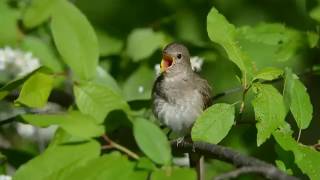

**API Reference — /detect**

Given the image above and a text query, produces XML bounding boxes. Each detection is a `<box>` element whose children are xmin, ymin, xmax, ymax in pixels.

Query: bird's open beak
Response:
<box><xmin>160</xmin><ymin>54</ymin><xmax>175</xmax><ymax>72</ymax></box>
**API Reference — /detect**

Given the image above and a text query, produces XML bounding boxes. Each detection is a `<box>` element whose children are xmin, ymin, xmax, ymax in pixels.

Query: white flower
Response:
<box><xmin>154</xmin><ymin>64</ymin><xmax>161</xmax><ymax>76</ymax></box>
<box><xmin>0</xmin><ymin>175</ymin><xmax>12</xmax><ymax>180</ymax></box>
<box><xmin>190</xmin><ymin>56</ymin><xmax>204</xmax><ymax>72</ymax></box>
<box><xmin>0</xmin><ymin>46</ymin><xmax>40</xmax><ymax>78</ymax></box>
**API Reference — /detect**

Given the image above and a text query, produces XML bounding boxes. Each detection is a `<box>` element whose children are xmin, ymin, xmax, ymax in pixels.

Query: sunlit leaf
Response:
<box><xmin>191</xmin><ymin>103</ymin><xmax>235</xmax><ymax>144</ymax></box>
<box><xmin>51</xmin><ymin>0</ymin><xmax>98</xmax><ymax>80</ymax></box>
<box><xmin>207</xmin><ymin>7</ymin><xmax>253</xmax><ymax>75</ymax></box>
<box><xmin>16</xmin><ymin>71</ymin><xmax>54</xmax><ymax>108</ymax></box>
<box><xmin>58</xmin><ymin>152</ymin><xmax>136</xmax><ymax>180</ymax></box>
<box><xmin>0</xmin><ymin>67</ymin><xmax>44</xmax><ymax>100</ymax></box>
<box><xmin>21</xmin><ymin>36</ymin><xmax>63</xmax><ymax>72</ymax></box>
<box><xmin>151</xmin><ymin>167</ymin><xmax>196</xmax><ymax>180</ymax></box>
<box><xmin>252</xmin><ymin>84</ymin><xmax>286</xmax><ymax>146</ymax></box>
<box><xmin>126</xmin><ymin>28</ymin><xmax>165</xmax><ymax>61</ymax></box>
<box><xmin>273</xmin><ymin>131</ymin><xmax>320</xmax><ymax>180</ymax></box>
<box><xmin>0</xmin><ymin>2</ymin><xmax>20</xmax><ymax>46</ymax></box>
<box><xmin>96</xmin><ymin>30</ymin><xmax>123</xmax><ymax>56</ymax></box>
<box><xmin>252</xmin><ymin>67</ymin><xmax>283</xmax><ymax>81</ymax></box>
<box><xmin>14</xmin><ymin>140</ymin><xmax>100</xmax><ymax>180</ymax></box>
<box><xmin>23</xmin><ymin>0</ymin><xmax>59</xmax><ymax>28</ymax></box>
<box><xmin>310</xmin><ymin>6</ymin><xmax>320</xmax><ymax>23</ymax></box>
<box><xmin>74</xmin><ymin>82</ymin><xmax>130</xmax><ymax>123</ymax></box>
<box><xmin>283</xmin><ymin>68</ymin><xmax>313</xmax><ymax>129</ymax></box>
<box><xmin>133</xmin><ymin>118</ymin><xmax>171</xmax><ymax>165</ymax></box>
<box><xmin>123</xmin><ymin>66</ymin><xmax>154</xmax><ymax>101</ymax></box>
<box><xmin>21</xmin><ymin>111</ymin><xmax>104</xmax><ymax>138</ymax></box>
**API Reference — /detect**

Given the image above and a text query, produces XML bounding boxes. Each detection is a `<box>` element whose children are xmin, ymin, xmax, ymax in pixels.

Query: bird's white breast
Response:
<box><xmin>155</xmin><ymin>89</ymin><xmax>203</xmax><ymax>135</ymax></box>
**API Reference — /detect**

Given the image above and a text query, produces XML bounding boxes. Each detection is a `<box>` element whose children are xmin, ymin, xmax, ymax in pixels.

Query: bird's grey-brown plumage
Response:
<box><xmin>152</xmin><ymin>43</ymin><xmax>212</xmax><ymax>136</ymax></box>
<box><xmin>152</xmin><ymin>43</ymin><xmax>212</xmax><ymax>180</ymax></box>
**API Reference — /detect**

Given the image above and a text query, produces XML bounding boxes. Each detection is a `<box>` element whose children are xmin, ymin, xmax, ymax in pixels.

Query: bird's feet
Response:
<box><xmin>176</xmin><ymin>137</ymin><xmax>185</xmax><ymax>147</ymax></box>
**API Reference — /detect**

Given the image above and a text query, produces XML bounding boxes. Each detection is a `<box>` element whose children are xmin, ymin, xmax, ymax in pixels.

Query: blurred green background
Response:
<box><xmin>1</xmin><ymin>0</ymin><xmax>320</xmax><ymax>179</ymax></box>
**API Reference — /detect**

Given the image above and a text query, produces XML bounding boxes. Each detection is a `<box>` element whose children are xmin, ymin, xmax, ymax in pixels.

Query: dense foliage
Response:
<box><xmin>1</xmin><ymin>0</ymin><xmax>320</xmax><ymax>179</ymax></box>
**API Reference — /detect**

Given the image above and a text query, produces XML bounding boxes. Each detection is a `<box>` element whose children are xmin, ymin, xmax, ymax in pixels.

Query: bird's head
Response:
<box><xmin>160</xmin><ymin>43</ymin><xmax>192</xmax><ymax>75</ymax></box>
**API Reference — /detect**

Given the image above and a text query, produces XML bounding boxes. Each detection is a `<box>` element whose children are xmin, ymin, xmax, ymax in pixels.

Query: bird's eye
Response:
<box><xmin>177</xmin><ymin>53</ymin><xmax>182</xmax><ymax>59</ymax></box>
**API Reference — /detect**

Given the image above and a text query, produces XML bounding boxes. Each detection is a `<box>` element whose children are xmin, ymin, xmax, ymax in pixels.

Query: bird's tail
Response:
<box><xmin>189</xmin><ymin>153</ymin><xmax>204</xmax><ymax>180</ymax></box>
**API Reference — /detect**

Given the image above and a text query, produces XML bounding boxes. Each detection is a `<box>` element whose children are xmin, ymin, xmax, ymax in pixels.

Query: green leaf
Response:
<box><xmin>273</xmin><ymin>131</ymin><xmax>320</xmax><ymax>180</ymax></box>
<box><xmin>306</xmin><ymin>31</ymin><xmax>319</xmax><ymax>48</ymax></box>
<box><xmin>252</xmin><ymin>67</ymin><xmax>283</xmax><ymax>81</ymax></box>
<box><xmin>21</xmin><ymin>111</ymin><xmax>104</xmax><ymax>138</ymax></box>
<box><xmin>283</xmin><ymin>68</ymin><xmax>313</xmax><ymax>129</ymax></box>
<box><xmin>151</xmin><ymin>167</ymin><xmax>196</xmax><ymax>180</ymax></box>
<box><xmin>95</xmin><ymin>66</ymin><xmax>122</xmax><ymax>94</ymax></box>
<box><xmin>191</xmin><ymin>103</ymin><xmax>235</xmax><ymax>144</ymax></box>
<box><xmin>96</xmin><ymin>30</ymin><xmax>123</xmax><ymax>56</ymax></box>
<box><xmin>58</xmin><ymin>152</ymin><xmax>136</xmax><ymax>180</ymax></box>
<box><xmin>0</xmin><ymin>2</ymin><xmax>20</xmax><ymax>46</ymax></box>
<box><xmin>310</xmin><ymin>6</ymin><xmax>320</xmax><ymax>23</ymax></box>
<box><xmin>207</xmin><ymin>7</ymin><xmax>253</xmax><ymax>74</ymax></box>
<box><xmin>252</xmin><ymin>84</ymin><xmax>286</xmax><ymax>146</ymax></box>
<box><xmin>14</xmin><ymin>140</ymin><xmax>100</xmax><ymax>180</ymax></box>
<box><xmin>133</xmin><ymin>118</ymin><xmax>171</xmax><ymax>165</ymax></box>
<box><xmin>15</xmin><ymin>71</ymin><xmax>54</xmax><ymax>108</ymax></box>
<box><xmin>275</xmin><ymin>160</ymin><xmax>293</xmax><ymax>175</ymax></box>
<box><xmin>74</xmin><ymin>82</ymin><xmax>130</xmax><ymax>123</ymax></box>
<box><xmin>22</xmin><ymin>0</ymin><xmax>59</xmax><ymax>28</ymax></box>
<box><xmin>126</xmin><ymin>28</ymin><xmax>165</xmax><ymax>61</ymax></box>
<box><xmin>237</xmin><ymin>23</ymin><xmax>303</xmax><ymax>62</ymax></box>
<box><xmin>0</xmin><ymin>67</ymin><xmax>44</xmax><ymax>100</ymax></box>
<box><xmin>123</xmin><ymin>66</ymin><xmax>155</xmax><ymax>101</ymax></box>
<box><xmin>51</xmin><ymin>0</ymin><xmax>98</xmax><ymax>80</ymax></box>
<box><xmin>20</xmin><ymin>36</ymin><xmax>63</xmax><ymax>72</ymax></box>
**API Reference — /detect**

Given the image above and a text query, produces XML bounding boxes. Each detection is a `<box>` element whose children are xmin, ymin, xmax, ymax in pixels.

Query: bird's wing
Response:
<box><xmin>194</xmin><ymin>74</ymin><xmax>212</xmax><ymax>110</ymax></box>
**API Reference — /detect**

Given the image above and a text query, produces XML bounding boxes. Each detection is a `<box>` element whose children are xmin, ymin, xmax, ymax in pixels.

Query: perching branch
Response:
<box><xmin>102</xmin><ymin>134</ymin><xmax>140</xmax><ymax>160</ymax></box>
<box><xmin>171</xmin><ymin>139</ymin><xmax>298</xmax><ymax>180</ymax></box>
<box><xmin>214</xmin><ymin>166</ymin><xmax>286</xmax><ymax>180</ymax></box>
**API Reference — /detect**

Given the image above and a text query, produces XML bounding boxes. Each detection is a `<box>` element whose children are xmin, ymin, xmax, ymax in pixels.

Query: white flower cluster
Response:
<box><xmin>154</xmin><ymin>56</ymin><xmax>204</xmax><ymax>76</ymax></box>
<box><xmin>0</xmin><ymin>175</ymin><xmax>11</xmax><ymax>180</ymax></box>
<box><xmin>0</xmin><ymin>46</ymin><xmax>40</xmax><ymax>77</ymax></box>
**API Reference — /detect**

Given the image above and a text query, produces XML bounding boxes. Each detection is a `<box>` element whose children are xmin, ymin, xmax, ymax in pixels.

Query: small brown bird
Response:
<box><xmin>152</xmin><ymin>43</ymin><xmax>212</xmax><ymax>136</ymax></box>
<box><xmin>152</xmin><ymin>43</ymin><xmax>212</xmax><ymax>180</ymax></box>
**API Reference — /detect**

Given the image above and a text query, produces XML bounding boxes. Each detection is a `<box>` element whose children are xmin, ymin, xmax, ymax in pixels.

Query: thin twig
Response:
<box><xmin>214</xmin><ymin>166</ymin><xmax>283</xmax><ymax>180</ymax></box>
<box><xmin>102</xmin><ymin>134</ymin><xmax>140</xmax><ymax>160</ymax></box>
<box><xmin>171</xmin><ymin>139</ymin><xmax>297</xmax><ymax>180</ymax></box>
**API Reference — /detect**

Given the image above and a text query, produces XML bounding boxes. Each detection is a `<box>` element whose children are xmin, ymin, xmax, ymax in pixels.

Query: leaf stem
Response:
<box><xmin>297</xmin><ymin>129</ymin><xmax>302</xmax><ymax>142</ymax></box>
<box><xmin>102</xmin><ymin>134</ymin><xmax>139</xmax><ymax>160</ymax></box>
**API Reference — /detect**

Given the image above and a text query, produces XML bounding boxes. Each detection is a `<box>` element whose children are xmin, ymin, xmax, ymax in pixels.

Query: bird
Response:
<box><xmin>152</xmin><ymin>43</ymin><xmax>212</xmax><ymax>180</ymax></box>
